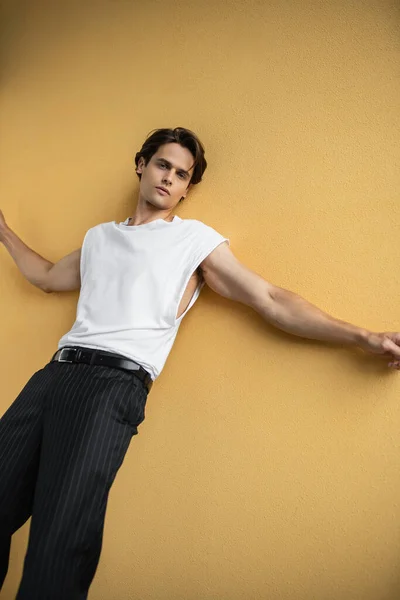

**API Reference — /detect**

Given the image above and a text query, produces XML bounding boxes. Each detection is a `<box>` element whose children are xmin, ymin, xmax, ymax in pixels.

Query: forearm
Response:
<box><xmin>262</xmin><ymin>287</ymin><xmax>369</xmax><ymax>347</ymax></box>
<box><xmin>1</xmin><ymin>226</ymin><xmax>54</xmax><ymax>290</ymax></box>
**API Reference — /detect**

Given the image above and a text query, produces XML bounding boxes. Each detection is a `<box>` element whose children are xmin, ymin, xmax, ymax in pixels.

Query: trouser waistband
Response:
<box><xmin>51</xmin><ymin>346</ymin><xmax>153</xmax><ymax>393</ymax></box>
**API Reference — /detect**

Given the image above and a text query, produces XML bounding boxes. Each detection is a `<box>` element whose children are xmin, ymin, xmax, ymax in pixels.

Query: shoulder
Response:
<box><xmin>86</xmin><ymin>221</ymin><xmax>115</xmax><ymax>235</ymax></box>
<box><xmin>181</xmin><ymin>218</ymin><xmax>225</xmax><ymax>236</ymax></box>
<box><xmin>81</xmin><ymin>222</ymin><xmax>115</xmax><ymax>246</ymax></box>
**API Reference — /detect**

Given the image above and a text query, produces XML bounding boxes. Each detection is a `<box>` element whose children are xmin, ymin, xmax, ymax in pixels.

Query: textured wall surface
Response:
<box><xmin>1</xmin><ymin>1</ymin><xmax>399</xmax><ymax>598</ymax></box>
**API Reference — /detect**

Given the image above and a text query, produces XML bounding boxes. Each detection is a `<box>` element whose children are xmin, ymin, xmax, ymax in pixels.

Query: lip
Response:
<box><xmin>155</xmin><ymin>186</ymin><xmax>170</xmax><ymax>196</ymax></box>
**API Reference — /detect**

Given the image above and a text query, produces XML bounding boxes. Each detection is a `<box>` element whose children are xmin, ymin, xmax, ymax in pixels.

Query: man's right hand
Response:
<box><xmin>0</xmin><ymin>209</ymin><xmax>8</xmax><ymax>242</ymax></box>
<box><xmin>0</xmin><ymin>211</ymin><xmax>81</xmax><ymax>293</ymax></box>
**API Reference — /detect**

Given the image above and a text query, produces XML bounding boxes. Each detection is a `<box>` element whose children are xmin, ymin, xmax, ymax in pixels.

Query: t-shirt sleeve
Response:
<box><xmin>188</xmin><ymin>221</ymin><xmax>230</xmax><ymax>272</ymax></box>
<box><xmin>168</xmin><ymin>220</ymin><xmax>231</xmax><ymax>324</ymax></box>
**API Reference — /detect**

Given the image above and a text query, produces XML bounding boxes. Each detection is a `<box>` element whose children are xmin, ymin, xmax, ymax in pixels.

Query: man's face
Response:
<box><xmin>136</xmin><ymin>143</ymin><xmax>194</xmax><ymax>210</ymax></box>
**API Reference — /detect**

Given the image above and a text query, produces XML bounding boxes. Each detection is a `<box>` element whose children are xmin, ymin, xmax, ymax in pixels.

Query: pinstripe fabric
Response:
<box><xmin>0</xmin><ymin>360</ymin><xmax>148</xmax><ymax>599</ymax></box>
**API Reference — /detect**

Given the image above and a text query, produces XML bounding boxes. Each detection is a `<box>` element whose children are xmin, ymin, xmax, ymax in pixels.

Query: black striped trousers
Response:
<box><xmin>0</xmin><ymin>359</ymin><xmax>148</xmax><ymax>599</ymax></box>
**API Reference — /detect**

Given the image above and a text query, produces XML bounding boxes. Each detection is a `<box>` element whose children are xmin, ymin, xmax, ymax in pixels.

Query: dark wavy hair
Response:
<box><xmin>134</xmin><ymin>127</ymin><xmax>207</xmax><ymax>185</ymax></box>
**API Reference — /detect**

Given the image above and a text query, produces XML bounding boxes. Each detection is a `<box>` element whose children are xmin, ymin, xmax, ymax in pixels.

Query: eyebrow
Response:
<box><xmin>157</xmin><ymin>158</ymin><xmax>191</xmax><ymax>177</ymax></box>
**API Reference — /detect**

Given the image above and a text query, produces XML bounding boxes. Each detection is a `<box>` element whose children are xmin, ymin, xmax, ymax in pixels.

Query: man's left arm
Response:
<box><xmin>200</xmin><ymin>242</ymin><xmax>400</xmax><ymax>369</ymax></box>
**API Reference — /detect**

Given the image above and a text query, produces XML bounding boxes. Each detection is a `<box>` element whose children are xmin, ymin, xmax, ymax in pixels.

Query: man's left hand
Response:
<box><xmin>358</xmin><ymin>331</ymin><xmax>400</xmax><ymax>369</ymax></box>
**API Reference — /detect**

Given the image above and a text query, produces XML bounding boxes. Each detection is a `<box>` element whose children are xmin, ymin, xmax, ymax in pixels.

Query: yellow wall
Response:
<box><xmin>1</xmin><ymin>1</ymin><xmax>400</xmax><ymax>598</ymax></box>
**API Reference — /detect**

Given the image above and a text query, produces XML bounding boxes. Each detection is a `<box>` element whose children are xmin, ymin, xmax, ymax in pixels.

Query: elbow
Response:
<box><xmin>252</xmin><ymin>284</ymin><xmax>295</xmax><ymax>323</ymax></box>
<box><xmin>39</xmin><ymin>283</ymin><xmax>53</xmax><ymax>294</ymax></box>
<box><xmin>26</xmin><ymin>278</ymin><xmax>53</xmax><ymax>293</ymax></box>
<box><xmin>251</xmin><ymin>282</ymin><xmax>279</xmax><ymax>319</ymax></box>
<box><xmin>39</xmin><ymin>270</ymin><xmax>55</xmax><ymax>293</ymax></box>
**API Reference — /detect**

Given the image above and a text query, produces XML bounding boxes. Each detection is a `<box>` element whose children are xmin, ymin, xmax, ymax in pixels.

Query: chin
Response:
<box><xmin>152</xmin><ymin>195</ymin><xmax>173</xmax><ymax>208</ymax></box>
<box><xmin>145</xmin><ymin>197</ymin><xmax>163</xmax><ymax>208</ymax></box>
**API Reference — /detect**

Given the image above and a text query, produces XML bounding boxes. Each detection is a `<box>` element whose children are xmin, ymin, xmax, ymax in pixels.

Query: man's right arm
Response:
<box><xmin>0</xmin><ymin>210</ymin><xmax>81</xmax><ymax>293</ymax></box>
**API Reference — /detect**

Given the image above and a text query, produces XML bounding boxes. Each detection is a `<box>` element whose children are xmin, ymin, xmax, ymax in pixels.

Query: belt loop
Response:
<box><xmin>90</xmin><ymin>350</ymin><xmax>97</xmax><ymax>365</ymax></box>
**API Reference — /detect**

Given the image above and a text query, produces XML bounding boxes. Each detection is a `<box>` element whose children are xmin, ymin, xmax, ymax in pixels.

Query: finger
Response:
<box><xmin>387</xmin><ymin>332</ymin><xmax>400</xmax><ymax>346</ymax></box>
<box><xmin>384</xmin><ymin>339</ymin><xmax>400</xmax><ymax>360</ymax></box>
<box><xmin>388</xmin><ymin>361</ymin><xmax>400</xmax><ymax>369</ymax></box>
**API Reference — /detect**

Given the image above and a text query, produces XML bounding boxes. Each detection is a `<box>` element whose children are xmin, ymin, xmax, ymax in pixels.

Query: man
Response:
<box><xmin>0</xmin><ymin>126</ymin><xmax>399</xmax><ymax>599</ymax></box>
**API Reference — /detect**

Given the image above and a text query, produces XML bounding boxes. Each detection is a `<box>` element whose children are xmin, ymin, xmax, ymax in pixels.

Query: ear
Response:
<box><xmin>136</xmin><ymin>156</ymin><xmax>146</xmax><ymax>175</ymax></box>
<box><xmin>183</xmin><ymin>182</ymin><xmax>193</xmax><ymax>198</ymax></box>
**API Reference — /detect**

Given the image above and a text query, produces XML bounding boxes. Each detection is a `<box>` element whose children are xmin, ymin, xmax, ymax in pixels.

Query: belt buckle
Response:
<box><xmin>58</xmin><ymin>347</ymin><xmax>78</xmax><ymax>363</ymax></box>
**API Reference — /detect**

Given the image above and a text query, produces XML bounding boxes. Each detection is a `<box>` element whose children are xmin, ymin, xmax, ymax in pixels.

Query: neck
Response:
<box><xmin>128</xmin><ymin>215</ymin><xmax>175</xmax><ymax>226</ymax></box>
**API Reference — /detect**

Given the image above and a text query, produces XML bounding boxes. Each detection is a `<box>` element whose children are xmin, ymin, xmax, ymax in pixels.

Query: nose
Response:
<box><xmin>162</xmin><ymin>170</ymin><xmax>173</xmax><ymax>186</ymax></box>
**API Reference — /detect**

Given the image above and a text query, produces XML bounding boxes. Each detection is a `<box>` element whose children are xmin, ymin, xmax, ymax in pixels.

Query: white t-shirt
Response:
<box><xmin>57</xmin><ymin>216</ymin><xmax>230</xmax><ymax>381</ymax></box>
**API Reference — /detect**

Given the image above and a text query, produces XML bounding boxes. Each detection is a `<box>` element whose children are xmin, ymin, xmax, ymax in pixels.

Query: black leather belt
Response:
<box><xmin>51</xmin><ymin>346</ymin><xmax>153</xmax><ymax>393</ymax></box>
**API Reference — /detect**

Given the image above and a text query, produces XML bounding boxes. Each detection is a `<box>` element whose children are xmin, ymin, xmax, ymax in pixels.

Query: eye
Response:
<box><xmin>178</xmin><ymin>172</ymin><xmax>186</xmax><ymax>179</ymax></box>
<box><xmin>159</xmin><ymin>162</ymin><xmax>167</xmax><ymax>169</ymax></box>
